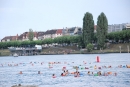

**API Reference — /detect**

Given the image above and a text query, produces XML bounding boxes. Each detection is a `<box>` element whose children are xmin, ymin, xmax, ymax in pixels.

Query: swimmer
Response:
<box><xmin>19</xmin><ymin>71</ymin><xmax>22</xmax><ymax>74</ymax></box>
<box><xmin>38</xmin><ymin>71</ymin><xmax>41</xmax><ymax>74</ymax></box>
<box><xmin>103</xmin><ymin>72</ymin><xmax>108</xmax><ymax>76</ymax></box>
<box><xmin>97</xmin><ymin>71</ymin><xmax>102</xmax><ymax>76</ymax></box>
<box><xmin>85</xmin><ymin>67</ymin><xmax>89</xmax><ymax>69</ymax></box>
<box><xmin>41</xmin><ymin>62</ymin><xmax>43</xmax><ymax>65</ymax></box>
<box><xmin>94</xmin><ymin>65</ymin><xmax>97</xmax><ymax>69</ymax></box>
<box><xmin>77</xmin><ymin>72</ymin><xmax>80</xmax><ymax>77</ymax></box>
<box><xmin>114</xmin><ymin>72</ymin><xmax>117</xmax><ymax>76</ymax></box>
<box><xmin>98</xmin><ymin>67</ymin><xmax>101</xmax><ymax>69</ymax></box>
<box><xmin>107</xmin><ymin>72</ymin><xmax>112</xmax><ymax>75</ymax></box>
<box><xmin>65</xmin><ymin>70</ymin><xmax>69</xmax><ymax>75</ymax></box>
<box><xmin>118</xmin><ymin>65</ymin><xmax>122</xmax><ymax>68</ymax></box>
<box><xmin>87</xmin><ymin>71</ymin><xmax>90</xmax><ymax>75</ymax></box>
<box><xmin>52</xmin><ymin>74</ymin><xmax>56</xmax><ymax>78</ymax></box>
<box><xmin>61</xmin><ymin>73</ymin><xmax>64</xmax><ymax>76</ymax></box>
<box><xmin>63</xmin><ymin>70</ymin><xmax>66</xmax><ymax>76</ymax></box>
<box><xmin>108</xmin><ymin>65</ymin><xmax>112</xmax><ymax>68</ymax></box>
<box><xmin>74</xmin><ymin>71</ymin><xmax>80</xmax><ymax>77</ymax></box>
<box><xmin>74</xmin><ymin>72</ymin><xmax>77</xmax><ymax>77</ymax></box>
<box><xmin>103</xmin><ymin>66</ymin><xmax>106</xmax><ymax>68</ymax></box>
<box><xmin>92</xmin><ymin>72</ymin><xmax>94</xmax><ymax>76</ymax></box>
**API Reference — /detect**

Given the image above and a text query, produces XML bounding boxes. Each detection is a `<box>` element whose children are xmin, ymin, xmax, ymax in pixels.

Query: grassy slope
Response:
<box><xmin>0</xmin><ymin>43</ymin><xmax>130</xmax><ymax>56</ymax></box>
<box><xmin>0</xmin><ymin>49</ymin><xmax>10</xmax><ymax>56</ymax></box>
<box><xmin>103</xmin><ymin>43</ymin><xmax>130</xmax><ymax>53</ymax></box>
<box><xmin>42</xmin><ymin>43</ymin><xmax>130</xmax><ymax>54</ymax></box>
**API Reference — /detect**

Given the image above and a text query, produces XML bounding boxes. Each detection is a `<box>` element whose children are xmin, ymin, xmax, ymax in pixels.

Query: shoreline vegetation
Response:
<box><xmin>0</xmin><ymin>43</ymin><xmax>129</xmax><ymax>56</ymax></box>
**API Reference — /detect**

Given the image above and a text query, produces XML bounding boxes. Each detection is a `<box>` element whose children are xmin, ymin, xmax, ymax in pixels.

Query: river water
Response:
<box><xmin>0</xmin><ymin>53</ymin><xmax>130</xmax><ymax>87</ymax></box>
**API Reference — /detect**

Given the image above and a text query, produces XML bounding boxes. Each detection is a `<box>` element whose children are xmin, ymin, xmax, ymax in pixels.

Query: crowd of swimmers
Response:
<box><xmin>1</xmin><ymin>61</ymin><xmax>130</xmax><ymax>78</ymax></box>
<box><xmin>50</xmin><ymin>66</ymin><xmax>118</xmax><ymax>78</ymax></box>
<box><xmin>1</xmin><ymin>61</ymin><xmax>130</xmax><ymax>69</ymax></box>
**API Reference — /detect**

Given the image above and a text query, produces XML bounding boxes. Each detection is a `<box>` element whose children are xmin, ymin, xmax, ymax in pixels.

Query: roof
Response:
<box><xmin>12</xmin><ymin>36</ymin><xmax>17</xmax><ymax>40</ymax></box>
<box><xmin>56</xmin><ymin>29</ymin><xmax>62</xmax><ymax>34</ymax></box>
<box><xmin>44</xmin><ymin>30</ymin><xmax>57</xmax><ymax>35</ymax></box>
<box><xmin>37</xmin><ymin>32</ymin><xmax>45</xmax><ymax>37</ymax></box>
<box><xmin>23</xmin><ymin>32</ymin><xmax>28</xmax><ymax>37</ymax></box>
<box><xmin>68</xmin><ymin>27</ymin><xmax>76</xmax><ymax>33</ymax></box>
<box><xmin>1</xmin><ymin>36</ymin><xmax>16</xmax><ymax>41</ymax></box>
<box><xmin>18</xmin><ymin>34</ymin><xmax>23</xmax><ymax>40</ymax></box>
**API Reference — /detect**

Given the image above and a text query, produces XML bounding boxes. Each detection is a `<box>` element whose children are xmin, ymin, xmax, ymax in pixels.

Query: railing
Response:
<box><xmin>8</xmin><ymin>47</ymin><xmax>41</xmax><ymax>51</ymax></box>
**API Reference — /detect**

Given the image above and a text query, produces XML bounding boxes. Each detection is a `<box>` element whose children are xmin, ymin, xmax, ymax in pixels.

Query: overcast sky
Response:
<box><xmin>0</xmin><ymin>0</ymin><xmax>130</xmax><ymax>39</ymax></box>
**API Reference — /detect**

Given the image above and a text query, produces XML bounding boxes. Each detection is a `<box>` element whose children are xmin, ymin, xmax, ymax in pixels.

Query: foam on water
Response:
<box><xmin>0</xmin><ymin>53</ymin><xmax>130</xmax><ymax>87</ymax></box>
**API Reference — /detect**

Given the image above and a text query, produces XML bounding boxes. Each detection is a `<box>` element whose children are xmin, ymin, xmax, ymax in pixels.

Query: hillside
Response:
<box><xmin>0</xmin><ymin>43</ymin><xmax>130</xmax><ymax>56</ymax></box>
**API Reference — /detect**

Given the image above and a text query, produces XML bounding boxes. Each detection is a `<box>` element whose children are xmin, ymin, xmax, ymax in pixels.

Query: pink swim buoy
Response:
<box><xmin>97</xmin><ymin>56</ymin><xmax>100</xmax><ymax>62</ymax></box>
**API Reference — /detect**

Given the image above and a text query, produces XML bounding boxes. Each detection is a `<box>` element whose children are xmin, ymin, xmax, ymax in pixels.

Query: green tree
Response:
<box><xmin>82</xmin><ymin>12</ymin><xmax>94</xmax><ymax>47</ymax></box>
<box><xmin>28</xmin><ymin>29</ymin><xmax>34</xmax><ymax>41</ymax></box>
<box><xmin>35</xmin><ymin>40</ymin><xmax>42</xmax><ymax>45</ymax></box>
<box><xmin>86</xmin><ymin>43</ymin><xmax>93</xmax><ymax>52</ymax></box>
<box><xmin>97</xmin><ymin>12</ymin><xmax>108</xmax><ymax>49</ymax></box>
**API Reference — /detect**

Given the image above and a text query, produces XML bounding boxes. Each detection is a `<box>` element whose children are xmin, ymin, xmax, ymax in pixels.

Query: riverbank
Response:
<box><xmin>40</xmin><ymin>43</ymin><xmax>130</xmax><ymax>54</ymax></box>
<box><xmin>0</xmin><ymin>49</ymin><xmax>10</xmax><ymax>56</ymax></box>
<box><xmin>0</xmin><ymin>43</ymin><xmax>129</xmax><ymax>56</ymax></box>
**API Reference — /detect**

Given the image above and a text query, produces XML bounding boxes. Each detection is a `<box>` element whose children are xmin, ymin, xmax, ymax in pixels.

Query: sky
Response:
<box><xmin>0</xmin><ymin>0</ymin><xmax>130</xmax><ymax>39</ymax></box>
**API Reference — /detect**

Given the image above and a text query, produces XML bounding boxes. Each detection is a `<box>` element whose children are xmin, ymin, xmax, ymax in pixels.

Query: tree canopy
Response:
<box><xmin>82</xmin><ymin>12</ymin><xmax>94</xmax><ymax>47</ymax></box>
<box><xmin>28</xmin><ymin>29</ymin><xmax>34</xmax><ymax>41</ymax></box>
<box><xmin>97</xmin><ymin>12</ymin><xmax>108</xmax><ymax>49</ymax></box>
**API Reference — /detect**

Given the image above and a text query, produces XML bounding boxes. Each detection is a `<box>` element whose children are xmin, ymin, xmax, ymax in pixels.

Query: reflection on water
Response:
<box><xmin>0</xmin><ymin>53</ymin><xmax>130</xmax><ymax>87</ymax></box>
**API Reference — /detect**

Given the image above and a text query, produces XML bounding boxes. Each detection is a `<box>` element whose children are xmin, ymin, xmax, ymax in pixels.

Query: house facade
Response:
<box><xmin>37</xmin><ymin>32</ymin><xmax>45</xmax><ymax>40</ymax></box>
<box><xmin>62</xmin><ymin>27</ymin><xmax>82</xmax><ymax>36</ymax></box>
<box><xmin>44</xmin><ymin>30</ymin><xmax>57</xmax><ymax>39</ymax></box>
<box><xmin>55</xmin><ymin>29</ymin><xmax>63</xmax><ymax>37</ymax></box>
<box><xmin>1</xmin><ymin>36</ymin><xmax>17</xmax><ymax>42</ymax></box>
<box><xmin>17</xmin><ymin>32</ymin><xmax>40</xmax><ymax>41</ymax></box>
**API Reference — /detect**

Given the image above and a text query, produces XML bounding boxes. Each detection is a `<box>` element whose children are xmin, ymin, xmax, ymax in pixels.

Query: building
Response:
<box><xmin>56</xmin><ymin>29</ymin><xmax>63</xmax><ymax>37</ymax></box>
<box><xmin>125</xmin><ymin>23</ymin><xmax>130</xmax><ymax>29</ymax></box>
<box><xmin>22</xmin><ymin>32</ymin><xmax>29</xmax><ymax>41</ymax></box>
<box><xmin>62</xmin><ymin>27</ymin><xmax>82</xmax><ymax>36</ymax></box>
<box><xmin>18</xmin><ymin>32</ymin><xmax>40</xmax><ymax>41</ymax></box>
<box><xmin>44</xmin><ymin>29</ymin><xmax>57</xmax><ymax>39</ymax></box>
<box><xmin>74</xmin><ymin>27</ymin><xmax>82</xmax><ymax>35</ymax></box>
<box><xmin>1</xmin><ymin>36</ymin><xmax>17</xmax><ymax>42</ymax></box>
<box><xmin>37</xmin><ymin>32</ymin><xmax>45</xmax><ymax>40</ymax></box>
<box><xmin>94</xmin><ymin>25</ymin><xmax>97</xmax><ymax>33</ymax></box>
<box><xmin>108</xmin><ymin>23</ymin><xmax>127</xmax><ymax>33</ymax></box>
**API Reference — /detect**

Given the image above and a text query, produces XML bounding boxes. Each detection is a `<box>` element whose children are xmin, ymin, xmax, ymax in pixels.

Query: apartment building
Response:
<box><xmin>108</xmin><ymin>23</ymin><xmax>127</xmax><ymax>33</ymax></box>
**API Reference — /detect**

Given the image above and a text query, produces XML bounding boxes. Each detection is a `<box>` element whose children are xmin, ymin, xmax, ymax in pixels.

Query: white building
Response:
<box><xmin>108</xmin><ymin>23</ymin><xmax>128</xmax><ymax>33</ymax></box>
<box><xmin>126</xmin><ymin>23</ymin><xmax>130</xmax><ymax>29</ymax></box>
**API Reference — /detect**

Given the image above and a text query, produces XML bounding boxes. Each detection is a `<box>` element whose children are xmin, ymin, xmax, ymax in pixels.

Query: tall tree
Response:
<box><xmin>82</xmin><ymin>12</ymin><xmax>94</xmax><ymax>47</ymax></box>
<box><xmin>97</xmin><ymin>12</ymin><xmax>108</xmax><ymax>49</ymax></box>
<box><xmin>28</xmin><ymin>29</ymin><xmax>34</xmax><ymax>41</ymax></box>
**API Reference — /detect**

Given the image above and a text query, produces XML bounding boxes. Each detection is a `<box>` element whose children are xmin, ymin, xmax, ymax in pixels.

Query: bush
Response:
<box><xmin>86</xmin><ymin>43</ymin><xmax>93</xmax><ymax>52</ymax></box>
